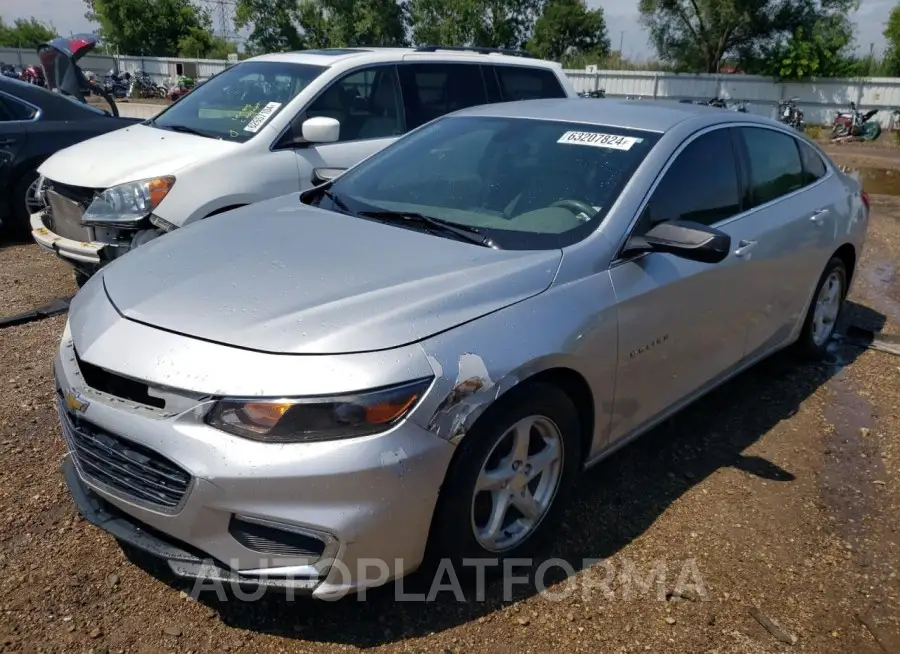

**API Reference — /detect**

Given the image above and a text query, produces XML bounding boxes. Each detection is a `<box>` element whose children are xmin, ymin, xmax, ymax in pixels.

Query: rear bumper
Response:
<box><xmin>30</xmin><ymin>211</ymin><xmax>104</xmax><ymax>266</ymax></box>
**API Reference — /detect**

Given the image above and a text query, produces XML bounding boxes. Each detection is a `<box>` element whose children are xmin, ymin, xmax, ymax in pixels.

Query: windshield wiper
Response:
<box><xmin>163</xmin><ymin>124</ymin><xmax>219</xmax><ymax>139</ymax></box>
<box><xmin>322</xmin><ymin>189</ymin><xmax>351</xmax><ymax>213</ymax></box>
<box><xmin>357</xmin><ymin>210</ymin><xmax>496</xmax><ymax>248</ymax></box>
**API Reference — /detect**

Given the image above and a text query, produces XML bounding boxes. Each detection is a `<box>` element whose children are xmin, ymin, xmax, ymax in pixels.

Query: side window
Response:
<box><xmin>738</xmin><ymin>127</ymin><xmax>805</xmax><ymax>207</ymax></box>
<box><xmin>0</xmin><ymin>95</ymin><xmax>35</xmax><ymax>121</ymax></box>
<box><xmin>494</xmin><ymin>66</ymin><xmax>566</xmax><ymax>101</ymax></box>
<box><xmin>398</xmin><ymin>64</ymin><xmax>488</xmax><ymax>130</ymax></box>
<box><xmin>306</xmin><ymin>66</ymin><xmax>404</xmax><ymax>142</ymax></box>
<box><xmin>798</xmin><ymin>140</ymin><xmax>828</xmax><ymax>185</ymax></box>
<box><xmin>638</xmin><ymin>128</ymin><xmax>741</xmax><ymax>234</ymax></box>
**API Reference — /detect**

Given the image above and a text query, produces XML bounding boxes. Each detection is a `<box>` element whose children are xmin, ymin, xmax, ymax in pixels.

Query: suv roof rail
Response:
<box><xmin>413</xmin><ymin>45</ymin><xmax>536</xmax><ymax>59</ymax></box>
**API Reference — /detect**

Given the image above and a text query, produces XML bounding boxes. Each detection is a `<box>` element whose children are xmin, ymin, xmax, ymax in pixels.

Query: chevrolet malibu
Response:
<box><xmin>55</xmin><ymin>99</ymin><xmax>869</xmax><ymax>599</ymax></box>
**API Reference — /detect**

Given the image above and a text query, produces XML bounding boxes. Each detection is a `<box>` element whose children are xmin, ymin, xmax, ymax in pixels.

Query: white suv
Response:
<box><xmin>30</xmin><ymin>46</ymin><xmax>577</xmax><ymax>281</ymax></box>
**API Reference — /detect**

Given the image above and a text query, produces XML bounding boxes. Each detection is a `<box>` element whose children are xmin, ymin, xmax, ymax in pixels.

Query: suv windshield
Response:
<box><xmin>152</xmin><ymin>61</ymin><xmax>326</xmax><ymax>142</ymax></box>
<box><xmin>319</xmin><ymin>115</ymin><xmax>659</xmax><ymax>250</ymax></box>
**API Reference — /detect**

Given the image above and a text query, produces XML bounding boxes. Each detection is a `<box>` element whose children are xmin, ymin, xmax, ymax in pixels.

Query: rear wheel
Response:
<box><xmin>795</xmin><ymin>257</ymin><xmax>847</xmax><ymax>359</ymax></box>
<box><xmin>3</xmin><ymin>169</ymin><xmax>40</xmax><ymax>239</ymax></box>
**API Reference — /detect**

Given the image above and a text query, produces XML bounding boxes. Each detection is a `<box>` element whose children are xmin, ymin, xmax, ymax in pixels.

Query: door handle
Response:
<box><xmin>734</xmin><ymin>239</ymin><xmax>757</xmax><ymax>257</ymax></box>
<box><xmin>810</xmin><ymin>208</ymin><xmax>829</xmax><ymax>225</ymax></box>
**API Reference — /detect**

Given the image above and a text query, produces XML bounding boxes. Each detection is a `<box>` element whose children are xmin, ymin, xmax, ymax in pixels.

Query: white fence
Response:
<box><xmin>4</xmin><ymin>44</ymin><xmax>900</xmax><ymax>126</ymax></box>
<box><xmin>564</xmin><ymin>69</ymin><xmax>900</xmax><ymax>127</ymax></box>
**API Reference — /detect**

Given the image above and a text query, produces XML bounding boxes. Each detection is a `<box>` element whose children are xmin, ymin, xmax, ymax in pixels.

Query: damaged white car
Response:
<box><xmin>29</xmin><ymin>46</ymin><xmax>575</xmax><ymax>283</ymax></box>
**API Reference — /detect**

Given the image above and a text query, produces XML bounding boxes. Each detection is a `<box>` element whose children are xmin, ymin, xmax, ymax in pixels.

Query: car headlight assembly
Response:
<box><xmin>205</xmin><ymin>378</ymin><xmax>433</xmax><ymax>443</ymax></box>
<box><xmin>82</xmin><ymin>176</ymin><xmax>175</xmax><ymax>227</ymax></box>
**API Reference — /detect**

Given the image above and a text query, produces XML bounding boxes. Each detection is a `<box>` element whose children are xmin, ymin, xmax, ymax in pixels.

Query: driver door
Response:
<box><xmin>294</xmin><ymin>65</ymin><xmax>405</xmax><ymax>188</ymax></box>
<box><xmin>607</xmin><ymin>127</ymin><xmax>767</xmax><ymax>441</ymax></box>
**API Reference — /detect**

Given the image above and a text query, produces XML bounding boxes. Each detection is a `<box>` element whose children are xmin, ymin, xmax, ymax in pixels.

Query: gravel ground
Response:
<box><xmin>1</xmin><ymin>148</ymin><xmax>899</xmax><ymax>653</ymax></box>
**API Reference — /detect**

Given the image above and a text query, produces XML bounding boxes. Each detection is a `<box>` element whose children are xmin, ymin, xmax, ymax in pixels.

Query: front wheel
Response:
<box><xmin>427</xmin><ymin>383</ymin><xmax>583</xmax><ymax>570</ymax></box>
<box><xmin>795</xmin><ymin>257</ymin><xmax>847</xmax><ymax>359</ymax></box>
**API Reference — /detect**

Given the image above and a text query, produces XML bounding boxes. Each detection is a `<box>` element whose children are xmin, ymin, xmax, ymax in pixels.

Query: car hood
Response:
<box><xmin>38</xmin><ymin>123</ymin><xmax>240</xmax><ymax>189</ymax></box>
<box><xmin>102</xmin><ymin>199</ymin><xmax>562</xmax><ymax>355</ymax></box>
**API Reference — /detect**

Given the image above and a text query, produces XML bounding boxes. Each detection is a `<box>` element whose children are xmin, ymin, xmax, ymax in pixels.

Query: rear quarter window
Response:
<box><xmin>494</xmin><ymin>65</ymin><xmax>566</xmax><ymax>101</ymax></box>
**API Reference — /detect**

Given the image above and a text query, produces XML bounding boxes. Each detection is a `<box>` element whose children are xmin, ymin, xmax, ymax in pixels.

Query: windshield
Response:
<box><xmin>319</xmin><ymin>115</ymin><xmax>659</xmax><ymax>250</ymax></box>
<box><xmin>152</xmin><ymin>61</ymin><xmax>327</xmax><ymax>142</ymax></box>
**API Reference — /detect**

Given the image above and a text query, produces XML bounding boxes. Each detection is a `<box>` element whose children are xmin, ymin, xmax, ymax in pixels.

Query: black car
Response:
<box><xmin>0</xmin><ymin>37</ymin><xmax>141</xmax><ymax>238</ymax></box>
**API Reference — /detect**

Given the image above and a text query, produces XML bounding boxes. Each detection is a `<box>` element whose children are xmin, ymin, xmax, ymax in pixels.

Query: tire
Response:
<box><xmin>426</xmin><ymin>383</ymin><xmax>583</xmax><ymax>573</ymax></box>
<box><xmin>795</xmin><ymin>257</ymin><xmax>847</xmax><ymax>359</ymax></box>
<box><xmin>4</xmin><ymin>169</ymin><xmax>39</xmax><ymax>240</ymax></box>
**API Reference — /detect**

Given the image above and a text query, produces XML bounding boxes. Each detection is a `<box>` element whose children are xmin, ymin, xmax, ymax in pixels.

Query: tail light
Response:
<box><xmin>861</xmin><ymin>189</ymin><xmax>870</xmax><ymax>212</ymax></box>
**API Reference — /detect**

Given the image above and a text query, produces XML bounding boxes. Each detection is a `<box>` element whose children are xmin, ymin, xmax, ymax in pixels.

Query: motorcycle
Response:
<box><xmin>578</xmin><ymin>88</ymin><xmax>606</xmax><ymax>99</ymax></box>
<box><xmin>128</xmin><ymin>69</ymin><xmax>166</xmax><ymax>99</ymax></box>
<box><xmin>831</xmin><ymin>101</ymin><xmax>881</xmax><ymax>141</ymax></box>
<box><xmin>776</xmin><ymin>97</ymin><xmax>804</xmax><ymax>131</ymax></box>
<box><xmin>167</xmin><ymin>75</ymin><xmax>196</xmax><ymax>102</ymax></box>
<box><xmin>0</xmin><ymin>63</ymin><xmax>20</xmax><ymax>79</ymax></box>
<box><xmin>20</xmin><ymin>64</ymin><xmax>46</xmax><ymax>87</ymax></box>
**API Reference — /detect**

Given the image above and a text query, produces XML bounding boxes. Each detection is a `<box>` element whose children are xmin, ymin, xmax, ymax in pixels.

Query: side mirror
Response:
<box><xmin>310</xmin><ymin>167</ymin><xmax>346</xmax><ymax>186</ymax></box>
<box><xmin>301</xmin><ymin>116</ymin><xmax>340</xmax><ymax>144</ymax></box>
<box><xmin>624</xmin><ymin>220</ymin><xmax>731</xmax><ymax>264</ymax></box>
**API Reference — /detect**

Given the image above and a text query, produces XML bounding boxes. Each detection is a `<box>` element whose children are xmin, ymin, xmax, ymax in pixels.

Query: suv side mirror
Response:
<box><xmin>623</xmin><ymin>220</ymin><xmax>731</xmax><ymax>264</ymax></box>
<box><xmin>302</xmin><ymin>116</ymin><xmax>340</xmax><ymax>143</ymax></box>
<box><xmin>311</xmin><ymin>167</ymin><xmax>346</xmax><ymax>186</ymax></box>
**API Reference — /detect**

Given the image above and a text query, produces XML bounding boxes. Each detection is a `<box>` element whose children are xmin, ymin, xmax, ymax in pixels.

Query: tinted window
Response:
<box><xmin>798</xmin><ymin>140</ymin><xmax>827</xmax><ymax>184</ymax></box>
<box><xmin>398</xmin><ymin>64</ymin><xmax>488</xmax><ymax>130</ymax></box>
<box><xmin>307</xmin><ymin>66</ymin><xmax>404</xmax><ymax>142</ymax></box>
<box><xmin>0</xmin><ymin>95</ymin><xmax>36</xmax><ymax>121</ymax></box>
<box><xmin>739</xmin><ymin>127</ymin><xmax>805</xmax><ymax>207</ymax></box>
<box><xmin>640</xmin><ymin>128</ymin><xmax>740</xmax><ymax>232</ymax></box>
<box><xmin>495</xmin><ymin>65</ymin><xmax>566</xmax><ymax>101</ymax></box>
<box><xmin>152</xmin><ymin>61</ymin><xmax>326</xmax><ymax>142</ymax></box>
<box><xmin>317</xmin><ymin>116</ymin><xmax>659</xmax><ymax>250</ymax></box>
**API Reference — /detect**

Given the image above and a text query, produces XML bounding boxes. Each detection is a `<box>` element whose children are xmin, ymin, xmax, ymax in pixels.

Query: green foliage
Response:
<box><xmin>883</xmin><ymin>3</ymin><xmax>900</xmax><ymax>76</ymax></box>
<box><xmin>85</xmin><ymin>0</ymin><xmax>215</xmax><ymax>56</ymax></box>
<box><xmin>408</xmin><ymin>0</ymin><xmax>544</xmax><ymax>49</ymax></box>
<box><xmin>757</xmin><ymin>19</ymin><xmax>856</xmax><ymax>80</ymax></box>
<box><xmin>526</xmin><ymin>0</ymin><xmax>609</xmax><ymax>62</ymax></box>
<box><xmin>639</xmin><ymin>0</ymin><xmax>860</xmax><ymax>74</ymax></box>
<box><xmin>177</xmin><ymin>28</ymin><xmax>237</xmax><ymax>59</ymax></box>
<box><xmin>0</xmin><ymin>17</ymin><xmax>57</xmax><ymax>49</ymax></box>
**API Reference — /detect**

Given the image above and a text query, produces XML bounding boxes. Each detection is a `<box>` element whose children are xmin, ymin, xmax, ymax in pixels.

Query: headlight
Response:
<box><xmin>82</xmin><ymin>176</ymin><xmax>175</xmax><ymax>227</ymax></box>
<box><xmin>205</xmin><ymin>378</ymin><xmax>433</xmax><ymax>443</ymax></box>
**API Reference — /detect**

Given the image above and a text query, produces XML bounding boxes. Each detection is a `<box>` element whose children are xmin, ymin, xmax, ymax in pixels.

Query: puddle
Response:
<box><xmin>855</xmin><ymin>167</ymin><xmax>900</xmax><ymax>196</ymax></box>
<box><xmin>819</xmin><ymin>371</ymin><xmax>882</xmax><ymax>543</ymax></box>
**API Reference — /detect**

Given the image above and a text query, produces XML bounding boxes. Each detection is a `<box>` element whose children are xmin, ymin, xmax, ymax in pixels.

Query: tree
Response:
<box><xmin>234</xmin><ymin>0</ymin><xmax>306</xmax><ymax>53</ymax></box>
<box><xmin>638</xmin><ymin>0</ymin><xmax>860</xmax><ymax>74</ymax></box>
<box><xmin>754</xmin><ymin>16</ymin><xmax>857</xmax><ymax>79</ymax></box>
<box><xmin>0</xmin><ymin>18</ymin><xmax>57</xmax><ymax>49</ymax></box>
<box><xmin>884</xmin><ymin>3</ymin><xmax>900</xmax><ymax>76</ymax></box>
<box><xmin>527</xmin><ymin>0</ymin><xmax>609</xmax><ymax>63</ymax></box>
<box><xmin>84</xmin><ymin>0</ymin><xmax>215</xmax><ymax>56</ymax></box>
<box><xmin>409</xmin><ymin>0</ymin><xmax>545</xmax><ymax>49</ymax></box>
<box><xmin>178</xmin><ymin>28</ymin><xmax>237</xmax><ymax>59</ymax></box>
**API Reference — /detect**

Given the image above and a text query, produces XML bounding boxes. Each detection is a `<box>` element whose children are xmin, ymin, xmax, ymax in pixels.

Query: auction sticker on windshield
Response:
<box><xmin>557</xmin><ymin>131</ymin><xmax>642</xmax><ymax>151</ymax></box>
<box><xmin>243</xmin><ymin>102</ymin><xmax>282</xmax><ymax>133</ymax></box>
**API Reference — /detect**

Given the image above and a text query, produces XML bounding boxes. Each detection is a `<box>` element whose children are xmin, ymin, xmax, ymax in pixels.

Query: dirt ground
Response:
<box><xmin>1</xmin><ymin>145</ymin><xmax>900</xmax><ymax>653</ymax></box>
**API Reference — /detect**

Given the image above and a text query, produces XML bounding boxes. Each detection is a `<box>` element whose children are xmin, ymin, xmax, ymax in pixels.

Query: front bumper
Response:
<box><xmin>54</xmin><ymin>342</ymin><xmax>456</xmax><ymax>599</ymax></box>
<box><xmin>30</xmin><ymin>211</ymin><xmax>105</xmax><ymax>266</ymax></box>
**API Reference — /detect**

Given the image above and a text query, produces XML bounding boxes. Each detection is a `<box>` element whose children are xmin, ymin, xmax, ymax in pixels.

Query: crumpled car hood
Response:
<box><xmin>102</xmin><ymin>198</ymin><xmax>562</xmax><ymax>354</ymax></box>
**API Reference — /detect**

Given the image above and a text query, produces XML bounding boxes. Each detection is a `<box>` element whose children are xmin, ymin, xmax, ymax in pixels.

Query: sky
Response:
<box><xmin>2</xmin><ymin>0</ymin><xmax>896</xmax><ymax>61</ymax></box>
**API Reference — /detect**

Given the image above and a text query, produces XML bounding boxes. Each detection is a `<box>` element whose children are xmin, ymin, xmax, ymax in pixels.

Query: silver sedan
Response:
<box><xmin>55</xmin><ymin>98</ymin><xmax>869</xmax><ymax>598</ymax></box>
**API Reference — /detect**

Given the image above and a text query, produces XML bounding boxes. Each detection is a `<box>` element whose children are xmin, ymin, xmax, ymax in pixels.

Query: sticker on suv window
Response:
<box><xmin>243</xmin><ymin>102</ymin><xmax>282</xmax><ymax>133</ymax></box>
<box><xmin>557</xmin><ymin>131</ymin><xmax>642</xmax><ymax>150</ymax></box>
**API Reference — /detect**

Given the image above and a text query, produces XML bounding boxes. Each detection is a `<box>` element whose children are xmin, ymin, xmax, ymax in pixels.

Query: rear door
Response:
<box><xmin>608</xmin><ymin>127</ymin><xmax>771</xmax><ymax>441</ymax></box>
<box><xmin>0</xmin><ymin>94</ymin><xmax>31</xmax><ymax>190</ymax></box>
<box><xmin>733</xmin><ymin>127</ymin><xmax>839</xmax><ymax>356</ymax></box>
<box><xmin>397</xmin><ymin>63</ymin><xmax>490</xmax><ymax>130</ymax></box>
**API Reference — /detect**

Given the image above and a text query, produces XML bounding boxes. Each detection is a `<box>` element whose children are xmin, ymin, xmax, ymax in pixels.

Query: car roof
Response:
<box><xmin>247</xmin><ymin>47</ymin><xmax>563</xmax><ymax>70</ymax></box>
<box><xmin>452</xmin><ymin>98</ymin><xmax>780</xmax><ymax>133</ymax></box>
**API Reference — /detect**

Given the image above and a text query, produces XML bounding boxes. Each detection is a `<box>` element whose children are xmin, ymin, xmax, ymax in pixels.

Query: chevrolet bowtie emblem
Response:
<box><xmin>64</xmin><ymin>390</ymin><xmax>89</xmax><ymax>414</ymax></box>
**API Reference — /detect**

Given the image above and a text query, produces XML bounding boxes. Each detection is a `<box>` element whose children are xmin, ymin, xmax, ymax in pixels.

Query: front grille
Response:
<box><xmin>48</xmin><ymin>180</ymin><xmax>99</xmax><ymax>206</ymax></box>
<box><xmin>75</xmin><ymin>349</ymin><xmax>165</xmax><ymax>409</ymax></box>
<box><xmin>45</xmin><ymin>189</ymin><xmax>92</xmax><ymax>242</ymax></box>
<box><xmin>58</xmin><ymin>397</ymin><xmax>191</xmax><ymax>510</ymax></box>
<box><xmin>229</xmin><ymin>517</ymin><xmax>326</xmax><ymax>558</ymax></box>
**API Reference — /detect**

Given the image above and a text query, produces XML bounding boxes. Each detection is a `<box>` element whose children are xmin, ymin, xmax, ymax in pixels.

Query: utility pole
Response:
<box><xmin>619</xmin><ymin>31</ymin><xmax>624</xmax><ymax>55</ymax></box>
